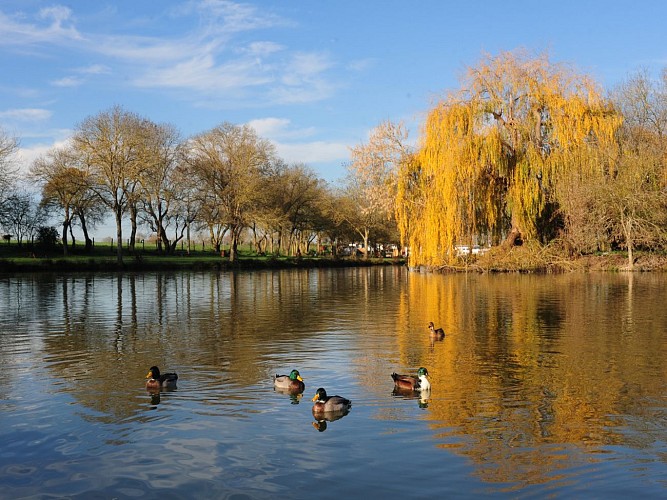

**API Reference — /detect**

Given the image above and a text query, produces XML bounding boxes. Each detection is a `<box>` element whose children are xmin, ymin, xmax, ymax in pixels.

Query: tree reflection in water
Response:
<box><xmin>0</xmin><ymin>269</ymin><xmax>665</xmax><ymax>497</ymax></box>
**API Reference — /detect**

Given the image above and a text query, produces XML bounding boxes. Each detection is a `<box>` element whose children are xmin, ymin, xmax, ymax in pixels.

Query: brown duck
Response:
<box><xmin>391</xmin><ymin>367</ymin><xmax>431</xmax><ymax>392</ymax></box>
<box><xmin>428</xmin><ymin>322</ymin><xmax>445</xmax><ymax>340</ymax></box>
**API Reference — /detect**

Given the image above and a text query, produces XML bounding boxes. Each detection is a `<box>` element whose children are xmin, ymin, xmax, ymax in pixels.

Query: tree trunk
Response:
<box><xmin>362</xmin><ymin>228</ymin><xmax>369</xmax><ymax>259</ymax></box>
<box><xmin>251</xmin><ymin>224</ymin><xmax>259</xmax><ymax>253</ymax></box>
<box><xmin>503</xmin><ymin>227</ymin><xmax>523</xmax><ymax>248</ymax></box>
<box><xmin>230</xmin><ymin>230</ymin><xmax>238</xmax><ymax>262</ymax></box>
<box><xmin>276</xmin><ymin>229</ymin><xmax>283</xmax><ymax>256</ymax></box>
<box><xmin>62</xmin><ymin>219</ymin><xmax>70</xmax><ymax>256</ymax></box>
<box><xmin>69</xmin><ymin>225</ymin><xmax>76</xmax><ymax>250</ymax></box>
<box><xmin>78</xmin><ymin>212</ymin><xmax>93</xmax><ymax>253</ymax></box>
<box><xmin>623</xmin><ymin>217</ymin><xmax>634</xmax><ymax>271</ymax></box>
<box><xmin>114</xmin><ymin>206</ymin><xmax>123</xmax><ymax>264</ymax></box>
<box><xmin>159</xmin><ymin>225</ymin><xmax>170</xmax><ymax>254</ymax></box>
<box><xmin>209</xmin><ymin>226</ymin><xmax>220</xmax><ymax>253</ymax></box>
<box><xmin>129</xmin><ymin>203</ymin><xmax>137</xmax><ymax>252</ymax></box>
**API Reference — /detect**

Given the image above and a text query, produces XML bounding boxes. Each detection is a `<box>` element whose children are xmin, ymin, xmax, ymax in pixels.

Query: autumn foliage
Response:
<box><xmin>396</xmin><ymin>51</ymin><xmax>624</xmax><ymax>268</ymax></box>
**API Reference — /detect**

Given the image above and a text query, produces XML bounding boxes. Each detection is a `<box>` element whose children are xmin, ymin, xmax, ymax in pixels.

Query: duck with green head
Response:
<box><xmin>391</xmin><ymin>367</ymin><xmax>431</xmax><ymax>392</ymax></box>
<box><xmin>273</xmin><ymin>369</ymin><xmax>305</xmax><ymax>393</ymax></box>
<box><xmin>146</xmin><ymin>366</ymin><xmax>178</xmax><ymax>391</ymax></box>
<box><xmin>311</xmin><ymin>388</ymin><xmax>352</xmax><ymax>413</ymax></box>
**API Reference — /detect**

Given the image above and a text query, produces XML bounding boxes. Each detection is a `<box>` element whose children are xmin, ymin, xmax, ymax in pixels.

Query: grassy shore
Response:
<box><xmin>0</xmin><ymin>242</ymin><xmax>405</xmax><ymax>273</ymax></box>
<box><xmin>428</xmin><ymin>242</ymin><xmax>667</xmax><ymax>273</ymax></box>
<box><xmin>2</xmin><ymin>241</ymin><xmax>665</xmax><ymax>274</ymax></box>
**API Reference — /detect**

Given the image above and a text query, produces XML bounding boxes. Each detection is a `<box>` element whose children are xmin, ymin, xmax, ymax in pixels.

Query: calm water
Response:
<box><xmin>0</xmin><ymin>268</ymin><xmax>665</xmax><ymax>499</ymax></box>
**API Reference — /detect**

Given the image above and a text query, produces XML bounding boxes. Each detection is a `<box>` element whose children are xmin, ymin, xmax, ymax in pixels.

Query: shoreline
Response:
<box><xmin>0</xmin><ymin>255</ymin><xmax>407</xmax><ymax>274</ymax></box>
<box><xmin>2</xmin><ymin>249</ymin><xmax>666</xmax><ymax>274</ymax></box>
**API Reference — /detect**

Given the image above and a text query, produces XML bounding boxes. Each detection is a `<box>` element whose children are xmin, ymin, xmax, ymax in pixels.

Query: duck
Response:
<box><xmin>273</xmin><ymin>369</ymin><xmax>305</xmax><ymax>393</ymax></box>
<box><xmin>146</xmin><ymin>366</ymin><xmax>178</xmax><ymax>390</ymax></box>
<box><xmin>311</xmin><ymin>388</ymin><xmax>352</xmax><ymax>413</ymax></box>
<box><xmin>428</xmin><ymin>321</ymin><xmax>445</xmax><ymax>340</ymax></box>
<box><xmin>391</xmin><ymin>367</ymin><xmax>431</xmax><ymax>392</ymax></box>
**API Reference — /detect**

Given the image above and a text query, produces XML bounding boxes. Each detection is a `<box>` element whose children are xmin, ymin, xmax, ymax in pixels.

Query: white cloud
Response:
<box><xmin>106</xmin><ymin>3</ymin><xmax>336</xmax><ymax>103</ymax></box>
<box><xmin>287</xmin><ymin>52</ymin><xmax>333</xmax><ymax>78</ymax></box>
<box><xmin>244</xmin><ymin>117</ymin><xmax>347</xmax><ymax>169</ymax></box>
<box><xmin>0</xmin><ymin>108</ymin><xmax>52</xmax><ymax>122</ymax></box>
<box><xmin>261</xmin><ymin>52</ymin><xmax>338</xmax><ymax>104</ymax></box>
<box><xmin>134</xmin><ymin>52</ymin><xmax>277</xmax><ymax>92</ymax></box>
<box><xmin>0</xmin><ymin>2</ymin><xmax>341</xmax><ymax>106</ymax></box>
<box><xmin>0</xmin><ymin>6</ymin><xmax>81</xmax><ymax>46</ymax></box>
<box><xmin>79</xmin><ymin>64</ymin><xmax>111</xmax><ymax>75</ymax></box>
<box><xmin>189</xmin><ymin>0</ymin><xmax>290</xmax><ymax>33</ymax></box>
<box><xmin>246</xmin><ymin>117</ymin><xmax>316</xmax><ymax>140</ymax></box>
<box><xmin>51</xmin><ymin>64</ymin><xmax>111</xmax><ymax>89</ymax></box>
<box><xmin>348</xmin><ymin>58</ymin><xmax>375</xmax><ymax>72</ymax></box>
<box><xmin>242</xmin><ymin>41</ymin><xmax>284</xmax><ymax>56</ymax></box>
<box><xmin>16</xmin><ymin>137</ymin><xmax>73</xmax><ymax>175</ymax></box>
<box><xmin>275</xmin><ymin>140</ymin><xmax>349</xmax><ymax>166</ymax></box>
<box><xmin>51</xmin><ymin>76</ymin><xmax>83</xmax><ymax>87</ymax></box>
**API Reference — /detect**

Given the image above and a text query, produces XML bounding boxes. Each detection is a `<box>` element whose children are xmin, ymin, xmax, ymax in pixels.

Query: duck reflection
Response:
<box><xmin>273</xmin><ymin>386</ymin><xmax>304</xmax><ymax>404</ymax></box>
<box><xmin>392</xmin><ymin>386</ymin><xmax>431</xmax><ymax>408</ymax></box>
<box><xmin>311</xmin><ymin>408</ymin><xmax>350</xmax><ymax>432</ymax></box>
<box><xmin>146</xmin><ymin>384</ymin><xmax>178</xmax><ymax>407</ymax></box>
<box><xmin>149</xmin><ymin>391</ymin><xmax>161</xmax><ymax>406</ymax></box>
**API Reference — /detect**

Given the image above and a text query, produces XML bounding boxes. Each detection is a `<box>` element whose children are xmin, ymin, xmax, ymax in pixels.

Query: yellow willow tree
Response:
<box><xmin>396</xmin><ymin>51</ymin><xmax>622</xmax><ymax>268</ymax></box>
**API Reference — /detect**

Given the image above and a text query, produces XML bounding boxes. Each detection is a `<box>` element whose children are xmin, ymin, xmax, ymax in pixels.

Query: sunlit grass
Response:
<box><xmin>0</xmin><ymin>240</ymin><xmax>403</xmax><ymax>271</ymax></box>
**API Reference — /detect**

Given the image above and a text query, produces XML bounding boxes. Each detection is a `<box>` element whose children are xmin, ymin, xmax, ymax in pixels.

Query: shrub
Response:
<box><xmin>36</xmin><ymin>226</ymin><xmax>59</xmax><ymax>251</ymax></box>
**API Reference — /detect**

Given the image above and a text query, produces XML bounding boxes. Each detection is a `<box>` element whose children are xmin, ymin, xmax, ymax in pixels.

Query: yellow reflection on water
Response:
<box><xmin>7</xmin><ymin>269</ymin><xmax>665</xmax><ymax>491</ymax></box>
<box><xmin>391</xmin><ymin>271</ymin><xmax>666</xmax><ymax>486</ymax></box>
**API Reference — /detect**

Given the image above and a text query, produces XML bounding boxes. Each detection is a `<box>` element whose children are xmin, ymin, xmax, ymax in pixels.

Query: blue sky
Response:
<box><xmin>2</xmin><ymin>0</ymin><xmax>666</xmax><ymax>186</ymax></box>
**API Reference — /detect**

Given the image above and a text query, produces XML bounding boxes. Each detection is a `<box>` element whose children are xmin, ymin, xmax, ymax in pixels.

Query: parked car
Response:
<box><xmin>456</xmin><ymin>245</ymin><xmax>490</xmax><ymax>256</ymax></box>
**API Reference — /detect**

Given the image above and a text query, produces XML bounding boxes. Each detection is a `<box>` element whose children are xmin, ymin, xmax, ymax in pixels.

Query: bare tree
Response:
<box><xmin>603</xmin><ymin>68</ymin><xmax>667</xmax><ymax>268</ymax></box>
<box><xmin>136</xmin><ymin>121</ymin><xmax>184</xmax><ymax>253</ymax></box>
<box><xmin>73</xmin><ymin>106</ymin><xmax>146</xmax><ymax>263</ymax></box>
<box><xmin>260</xmin><ymin>162</ymin><xmax>325</xmax><ymax>255</ymax></box>
<box><xmin>0</xmin><ymin>127</ymin><xmax>19</xmax><ymax>211</ymax></box>
<box><xmin>31</xmin><ymin>145</ymin><xmax>102</xmax><ymax>255</ymax></box>
<box><xmin>346</xmin><ymin>120</ymin><xmax>411</xmax><ymax>258</ymax></box>
<box><xmin>0</xmin><ymin>191</ymin><xmax>45</xmax><ymax>246</ymax></box>
<box><xmin>185</xmin><ymin>123</ymin><xmax>276</xmax><ymax>261</ymax></box>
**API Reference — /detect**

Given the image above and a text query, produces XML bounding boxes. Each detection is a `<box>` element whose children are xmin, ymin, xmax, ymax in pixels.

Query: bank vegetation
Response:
<box><xmin>1</xmin><ymin>50</ymin><xmax>666</xmax><ymax>273</ymax></box>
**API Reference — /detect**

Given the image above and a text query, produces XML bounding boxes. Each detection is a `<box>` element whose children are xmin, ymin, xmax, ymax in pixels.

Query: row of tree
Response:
<box><xmin>0</xmin><ymin>108</ymin><xmax>399</xmax><ymax>262</ymax></box>
<box><xmin>0</xmin><ymin>131</ymin><xmax>48</xmax><ymax>246</ymax></box>
<box><xmin>2</xmin><ymin>50</ymin><xmax>666</xmax><ymax>270</ymax></box>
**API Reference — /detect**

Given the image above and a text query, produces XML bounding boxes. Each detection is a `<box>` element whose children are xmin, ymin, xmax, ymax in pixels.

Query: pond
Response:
<box><xmin>0</xmin><ymin>268</ymin><xmax>665</xmax><ymax>498</ymax></box>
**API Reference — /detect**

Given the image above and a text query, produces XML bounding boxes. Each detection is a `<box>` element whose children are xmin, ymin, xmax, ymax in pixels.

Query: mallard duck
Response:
<box><xmin>428</xmin><ymin>322</ymin><xmax>445</xmax><ymax>340</ymax></box>
<box><xmin>311</xmin><ymin>388</ymin><xmax>352</xmax><ymax>413</ymax></box>
<box><xmin>391</xmin><ymin>367</ymin><xmax>431</xmax><ymax>392</ymax></box>
<box><xmin>146</xmin><ymin>366</ymin><xmax>178</xmax><ymax>390</ymax></box>
<box><xmin>273</xmin><ymin>369</ymin><xmax>305</xmax><ymax>393</ymax></box>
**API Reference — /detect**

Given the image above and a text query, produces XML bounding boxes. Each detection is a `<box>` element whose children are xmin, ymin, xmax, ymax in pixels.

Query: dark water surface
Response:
<box><xmin>0</xmin><ymin>268</ymin><xmax>665</xmax><ymax>498</ymax></box>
